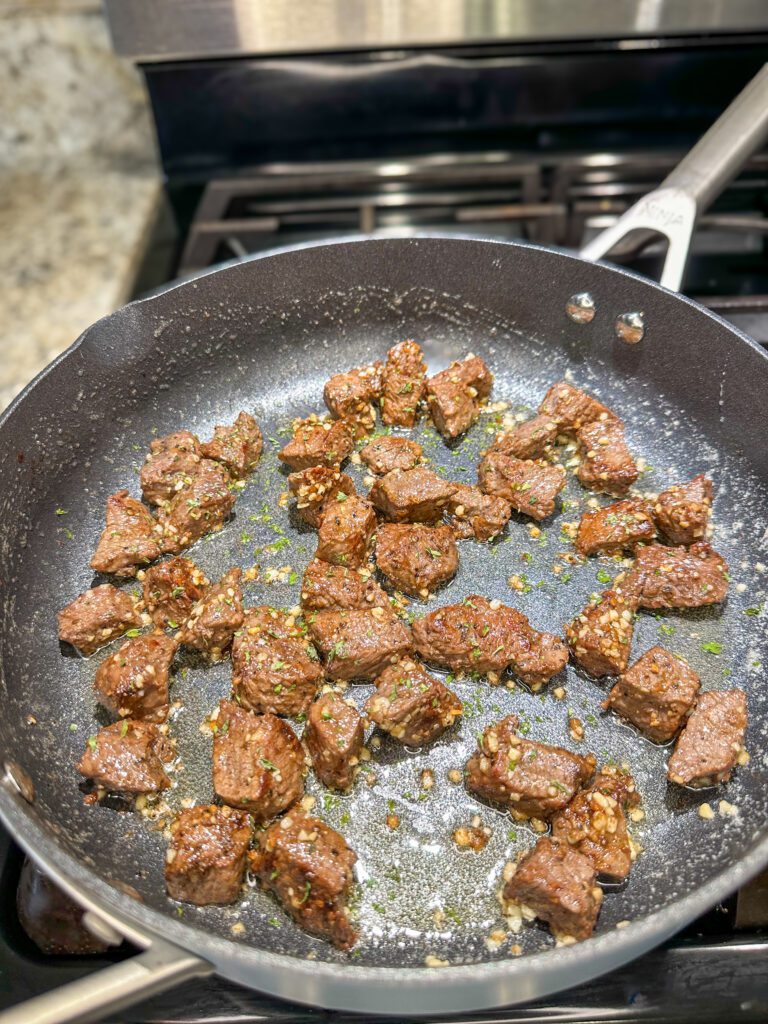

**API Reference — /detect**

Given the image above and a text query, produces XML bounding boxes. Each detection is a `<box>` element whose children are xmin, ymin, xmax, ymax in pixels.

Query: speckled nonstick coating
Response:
<box><xmin>1</xmin><ymin>236</ymin><xmax>768</xmax><ymax>1015</ymax></box>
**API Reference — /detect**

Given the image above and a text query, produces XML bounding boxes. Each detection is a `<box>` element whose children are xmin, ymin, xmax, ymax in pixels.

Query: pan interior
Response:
<box><xmin>1</xmin><ymin>238</ymin><xmax>767</xmax><ymax>971</ymax></box>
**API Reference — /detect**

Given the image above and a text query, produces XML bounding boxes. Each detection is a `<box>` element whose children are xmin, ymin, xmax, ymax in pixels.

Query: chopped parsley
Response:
<box><xmin>701</xmin><ymin>641</ymin><xmax>723</xmax><ymax>655</ymax></box>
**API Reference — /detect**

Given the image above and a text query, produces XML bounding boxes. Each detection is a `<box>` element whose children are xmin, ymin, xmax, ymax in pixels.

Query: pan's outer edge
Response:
<box><xmin>1</xmin><ymin>235</ymin><xmax>767</xmax><ymax>1015</ymax></box>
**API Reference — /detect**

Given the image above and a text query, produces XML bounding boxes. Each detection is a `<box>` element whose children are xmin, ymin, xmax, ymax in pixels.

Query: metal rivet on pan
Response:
<box><xmin>3</xmin><ymin>761</ymin><xmax>35</xmax><ymax>803</ymax></box>
<box><xmin>82</xmin><ymin>911</ymin><xmax>124</xmax><ymax>948</ymax></box>
<box><xmin>565</xmin><ymin>292</ymin><xmax>596</xmax><ymax>324</ymax></box>
<box><xmin>615</xmin><ymin>311</ymin><xmax>645</xmax><ymax>344</ymax></box>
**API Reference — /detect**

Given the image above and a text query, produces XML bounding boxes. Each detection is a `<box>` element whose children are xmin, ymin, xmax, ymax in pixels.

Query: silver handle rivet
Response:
<box><xmin>4</xmin><ymin>761</ymin><xmax>35</xmax><ymax>803</ymax></box>
<box><xmin>566</xmin><ymin>292</ymin><xmax>596</xmax><ymax>324</ymax></box>
<box><xmin>615</xmin><ymin>311</ymin><xmax>645</xmax><ymax>344</ymax></box>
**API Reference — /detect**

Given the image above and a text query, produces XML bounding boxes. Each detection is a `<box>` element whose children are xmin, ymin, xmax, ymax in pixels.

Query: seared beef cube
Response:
<box><xmin>90</xmin><ymin>490</ymin><xmax>161</xmax><ymax>577</ymax></box>
<box><xmin>278</xmin><ymin>417</ymin><xmax>355</xmax><ymax>471</ymax></box>
<box><xmin>201</xmin><ymin>411</ymin><xmax>263</xmax><ymax>479</ymax></box>
<box><xmin>577</xmin><ymin>418</ymin><xmax>638</xmax><ymax>495</ymax></box>
<box><xmin>604</xmin><ymin>646</ymin><xmax>700</xmax><ymax>742</ymax></box>
<box><xmin>304</xmin><ymin>692</ymin><xmax>365</xmax><ymax>790</ymax></box>
<box><xmin>236</xmin><ymin>604</ymin><xmax>302</xmax><ymax>641</ymax></box>
<box><xmin>566</xmin><ymin>586</ymin><xmax>637</xmax><ymax>677</ymax></box>
<box><xmin>575</xmin><ymin>498</ymin><xmax>656</xmax><ymax>556</ymax></box>
<box><xmin>301</xmin><ymin>560</ymin><xmax>389</xmax><ymax>611</ymax></box>
<box><xmin>503</xmin><ymin>838</ymin><xmax>602</xmax><ymax>941</ymax></box>
<box><xmin>142</xmin><ymin>556</ymin><xmax>209</xmax><ymax>630</ymax></box>
<box><xmin>360</xmin><ymin>436</ymin><xmax>422</xmax><ymax>475</ymax></box>
<box><xmin>624</xmin><ymin>542</ymin><xmax>729</xmax><ymax>609</ymax></box>
<box><xmin>323</xmin><ymin>364</ymin><xmax>381</xmax><ymax>439</ymax></box>
<box><xmin>504</xmin><ymin>615</ymin><xmax>569</xmax><ymax>691</ymax></box>
<box><xmin>478</xmin><ymin>454</ymin><xmax>566</xmax><ymax>520</ymax></box>
<box><xmin>375</xmin><ymin>523</ymin><xmax>458</xmax><ymax>598</ymax></box>
<box><xmin>58</xmin><ymin>585</ymin><xmax>141</xmax><ymax>656</ymax></box>
<box><xmin>551</xmin><ymin>769</ymin><xmax>640</xmax><ymax>881</ymax></box>
<box><xmin>316</xmin><ymin>494</ymin><xmax>376</xmax><ymax>568</ymax></box>
<box><xmin>94</xmin><ymin>633</ymin><xmax>176</xmax><ymax>722</ymax></box>
<box><xmin>151</xmin><ymin>430</ymin><xmax>201</xmax><ymax>455</ymax></box>
<box><xmin>156</xmin><ymin>459</ymin><xmax>234</xmax><ymax>554</ymax></box>
<box><xmin>653</xmin><ymin>474</ymin><xmax>713</xmax><ymax>545</ymax></box>
<box><xmin>427</xmin><ymin>355</ymin><xmax>493</xmax><ymax>438</ymax></box>
<box><xmin>77</xmin><ymin>720</ymin><xmax>172</xmax><ymax>794</ymax></box>
<box><xmin>486</xmin><ymin>415</ymin><xmax>558</xmax><ymax>460</ymax></box>
<box><xmin>366</xmin><ymin>659</ymin><xmax>462</xmax><ymax>745</ymax></box>
<box><xmin>307</xmin><ymin>608</ymin><xmax>412</xmax><ymax>682</ymax></box>
<box><xmin>212</xmin><ymin>700</ymin><xmax>304</xmax><ymax>818</ymax></box>
<box><xmin>287</xmin><ymin>465</ymin><xmax>356</xmax><ymax>529</ymax></box>
<box><xmin>251</xmin><ymin>810</ymin><xmax>357</xmax><ymax>949</ymax></box>
<box><xmin>177</xmin><ymin>567</ymin><xmax>243</xmax><ymax>659</ymax></box>
<box><xmin>231</xmin><ymin>610</ymin><xmax>321</xmax><ymax>717</ymax></box>
<box><xmin>538</xmin><ymin>381</ymin><xmax>616</xmax><ymax>433</ymax></box>
<box><xmin>369</xmin><ymin>467</ymin><xmax>456</xmax><ymax>523</ymax></box>
<box><xmin>446</xmin><ymin>484</ymin><xmax>511</xmax><ymax>541</ymax></box>
<box><xmin>166</xmin><ymin>805</ymin><xmax>251</xmax><ymax>906</ymax></box>
<box><xmin>380</xmin><ymin>340</ymin><xmax>427</xmax><ymax>427</ymax></box>
<box><xmin>140</xmin><ymin>431</ymin><xmax>202</xmax><ymax>507</ymax></box>
<box><xmin>667</xmin><ymin>689</ymin><xmax>747</xmax><ymax>788</ymax></box>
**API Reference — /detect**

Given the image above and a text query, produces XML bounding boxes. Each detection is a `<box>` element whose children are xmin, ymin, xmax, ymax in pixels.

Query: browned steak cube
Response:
<box><xmin>624</xmin><ymin>542</ymin><xmax>729</xmax><ymax>609</ymax></box>
<box><xmin>653</xmin><ymin>474</ymin><xmax>713</xmax><ymax>545</ymax></box>
<box><xmin>58</xmin><ymin>585</ymin><xmax>141</xmax><ymax>656</ymax></box>
<box><xmin>504</xmin><ymin>615</ymin><xmax>569</xmax><ymax>691</ymax></box>
<box><xmin>156</xmin><ymin>459</ymin><xmax>234</xmax><ymax>554</ymax></box>
<box><xmin>577</xmin><ymin>418</ymin><xmax>639</xmax><ymax>495</ymax></box>
<box><xmin>304</xmin><ymin>692</ymin><xmax>365</xmax><ymax>790</ymax></box>
<box><xmin>538</xmin><ymin>380</ymin><xmax>616</xmax><ymax>433</ymax></box>
<box><xmin>360</xmin><ymin>436</ymin><xmax>423</xmax><ymax>475</ymax></box>
<box><xmin>151</xmin><ymin>430</ymin><xmax>201</xmax><ymax>455</ymax></box>
<box><xmin>446</xmin><ymin>484</ymin><xmax>511</xmax><ymax>541</ymax></box>
<box><xmin>486</xmin><ymin>414</ymin><xmax>559</xmax><ymax>460</ymax></box>
<box><xmin>566</xmin><ymin>586</ymin><xmax>638</xmax><ymax>677</ymax></box>
<box><xmin>235</xmin><ymin>604</ymin><xmax>303</xmax><ymax>640</ymax></box>
<box><xmin>667</xmin><ymin>689</ymin><xmax>747</xmax><ymax>788</ymax></box>
<box><xmin>140</xmin><ymin>431</ymin><xmax>202</xmax><ymax>506</ymax></box>
<box><xmin>93</xmin><ymin>633</ymin><xmax>177</xmax><ymax>722</ymax></box>
<box><xmin>76</xmin><ymin>720</ymin><xmax>173</xmax><ymax>793</ymax></box>
<box><xmin>177</xmin><ymin>567</ymin><xmax>243</xmax><ymax>659</ymax></box>
<box><xmin>166</xmin><ymin>804</ymin><xmax>252</xmax><ymax>906</ymax></box>
<box><xmin>201</xmin><ymin>411</ymin><xmax>263</xmax><ymax>479</ymax></box>
<box><xmin>466</xmin><ymin>715</ymin><xmax>595</xmax><ymax>820</ymax></box>
<box><xmin>478</xmin><ymin>453</ymin><xmax>566</xmax><ymax>520</ymax></box>
<box><xmin>375</xmin><ymin>523</ymin><xmax>458</xmax><ymax>598</ymax></box>
<box><xmin>380</xmin><ymin>340</ymin><xmax>427</xmax><ymax>427</ymax></box>
<box><xmin>212</xmin><ymin>700</ymin><xmax>305</xmax><ymax>818</ymax></box>
<box><xmin>603</xmin><ymin>646</ymin><xmax>700</xmax><ymax>742</ymax></box>
<box><xmin>251</xmin><ymin>810</ymin><xmax>357</xmax><ymax>949</ymax></box>
<box><xmin>366</xmin><ymin>659</ymin><xmax>462</xmax><ymax>746</ymax></box>
<box><xmin>90</xmin><ymin>490</ymin><xmax>161</xmax><ymax>577</ymax></box>
<box><xmin>369</xmin><ymin>467</ymin><xmax>457</xmax><ymax>523</ymax></box>
<box><xmin>503</xmin><ymin>837</ymin><xmax>602</xmax><ymax>941</ymax></box>
<box><xmin>575</xmin><ymin>498</ymin><xmax>656</xmax><ymax>556</ymax></box>
<box><xmin>287</xmin><ymin>465</ymin><xmax>356</xmax><ymax>529</ymax></box>
<box><xmin>142</xmin><ymin>556</ymin><xmax>209</xmax><ymax>630</ymax></box>
<box><xmin>278</xmin><ymin>417</ymin><xmax>355</xmax><ymax>471</ymax></box>
<box><xmin>323</xmin><ymin>364</ymin><xmax>381</xmax><ymax>439</ymax></box>
<box><xmin>301</xmin><ymin>560</ymin><xmax>389</xmax><ymax>611</ymax></box>
<box><xmin>427</xmin><ymin>355</ymin><xmax>493</xmax><ymax>438</ymax></box>
<box><xmin>551</xmin><ymin>768</ymin><xmax>640</xmax><ymax>881</ymax></box>
<box><xmin>316</xmin><ymin>494</ymin><xmax>376</xmax><ymax>568</ymax></box>
<box><xmin>307</xmin><ymin>607</ymin><xmax>412</xmax><ymax>682</ymax></box>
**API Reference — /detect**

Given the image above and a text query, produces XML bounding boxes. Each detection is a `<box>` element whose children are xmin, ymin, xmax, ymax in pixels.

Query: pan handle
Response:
<box><xmin>580</xmin><ymin>64</ymin><xmax>768</xmax><ymax>292</ymax></box>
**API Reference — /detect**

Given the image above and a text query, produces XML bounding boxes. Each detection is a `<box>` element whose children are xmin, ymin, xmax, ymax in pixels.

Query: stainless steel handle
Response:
<box><xmin>580</xmin><ymin>64</ymin><xmax>768</xmax><ymax>292</ymax></box>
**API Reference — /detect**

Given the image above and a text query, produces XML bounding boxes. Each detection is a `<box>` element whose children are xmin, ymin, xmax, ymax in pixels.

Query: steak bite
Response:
<box><xmin>503</xmin><ymin>837</ymin><xmax>602</xmax><ymax>942</ymax></box>
<box><xmin>365</xmin><ymin>659</ymin><xmax>462</xmax><ymax>746</ymax></box>
<box><xmin>58</xmin><ymin>585</ymin><xmax>141</xmax><ymax>656</ymax></box>
<box><xmin>478</xmin><ymin>454</ymin><xmax>566</xmax><ymax>521</ymax></box>
<box><xmin>177</xmin><ymin>567</ymin><xmax>243</xmax><ymax>659</ymax></box>
<box><xmin>165</xmin><ymin>805</ymin><xmax>252</xmax><ymax>906</ymax></box>
<box><xmin>304</xmin><ymin>692</ymin><xmax>365</xmax><ymax>790</ymax></box>
<box><xmin>90</xmin><ymin>490</ymin><xmax>161</xmax><ymax>577</ymax></box>
<box><xmin>360</xmin><ymin>435</ymin><xmax>422</xmax><ymax>475</ymax></box>
<box><xmin>316</xmin><ymin>494</ymin><xmax>376</xmax><ymax>568</ymax></box>
<box><xmin>251</xmin><ymin>810</ymin><xmax>358</xmax><ymax>949</ymax></box>
<box><xmin>653</xmin><ymin>474</ymin><xmax>713</xmax><ymax>545</ymax></box>
<box><xmin>287</xmin><ymin>465</ymin><xmax>356</xmax><ymax>529</ymax></box>
<box><xmin>301</xmin><ymin>560</ymin><xmax>389</xmax><ymax>611</ymax></box>
<box><xmin>201</xmin><ymin>411</ymin><xmax>263</xmax><ymax>479</ymax></box>
<box><xmin>667</xmin><ymin>689</ymin><xmax>747</xmax><ymax>788</ymax></box>
<box><xmin>575</xmin><ymin>498</ymin><xmax>656</xmax><ymax>557</ymax></box>
<box><xmin>77</xmin><ymin>720</ymin><xmax>172</xmax><ymax>794</ymax></box>
<box><xmin>380</xmin><ymin>339</ymin><xmax>427</xmax><ymax>427</ymax></box>
<box><xmin>446</xmin><ymin>484</ymin><xmax>511</xmax><ymax>541</ymax></box>
<box><xmin>139</xmin><ymin>431</ymin><xmax>202</xmax><ymax>507</ymax></box>
<box><xmin>212</xmin><ymin>700</ymin><xmax>304</xmax><ymax>819</ymax></box>
<box><xmin>566</xmin><ymin>586</ymin><xmax>638</xmax><ymax>677</ymax></box>
<box><xmin>466</xmin><ymin>715</ymin><xmax>596</xmax><ymax>820</ymax></box>
<box><xmin>427</xmin><ymin>355</ymin><xmax>493</xmax><ymax>438</ymax></box>
<box><xmin>369</xmin><ymin>466</ymin><xmax>457</xmax><ymax>523</ymax></box>
<box><xmin>486</xmin><ymin>415</ymin><xmax>558</xmax><ymax>461</ymax></box>
<box><xmin>538</xmin><ymin>380</ymin><xmax>616</xmax><ymax>434</ymax></box>
<box><xmin>278</xmin><ymin>417</ymin><xmax>355</xmax><ymax>472</ymax></box>
<box><xmin>603</xmin><ymin>646</ymin><xmax>700</xmax><ymax>742</ymax></box>
<box><xmin>307</xmin><ymin>607</ymin><xmax>412</xmax><ymax>682</ymax></box>
<box><xmin>142</xmin><ymin>556</ymin><xmax>209</xmax><ymax>630</ymax></box>
<box><xmin>576</xmin><ymin>418</ymin><xmax>639</xmax><ymax>496</ymax></box>
<box><xmin>323</xmin><ymin>364</ymin><xmax>381</xmax><ymax>439</ymax></box>
<box><xmin>93</xmin><ymin>633</ymin><xmax>177</xmax><ymax>722</ymax></box>
<box><xmin>375</xmin><ymin>522</ymin><xmax>458</xmax><ymax>598</ymax></box>
<box><xmin>624</xmin><ymin>541</ymin><xmax>729</xmax><ymax>609</ymax></box>
<box><xmin>156</xmin><ymin>459</ymin><xmax>234</xmax><ymax>554</ymax></box>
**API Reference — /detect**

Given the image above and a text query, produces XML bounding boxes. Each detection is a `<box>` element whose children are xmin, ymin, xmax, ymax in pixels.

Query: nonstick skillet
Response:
<box><xmin>3</xmin><ymin>69</ymin><xmax>768</xmax><ymax>1024</ymax></box>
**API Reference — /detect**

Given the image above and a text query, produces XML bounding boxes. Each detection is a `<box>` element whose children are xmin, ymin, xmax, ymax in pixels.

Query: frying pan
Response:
<box><xmin>2</xmin><ymin>68</ymin><xmax>768</xmax><ymax>1024</ymax></box>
